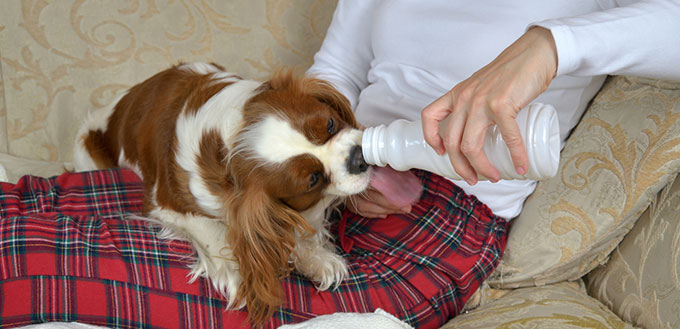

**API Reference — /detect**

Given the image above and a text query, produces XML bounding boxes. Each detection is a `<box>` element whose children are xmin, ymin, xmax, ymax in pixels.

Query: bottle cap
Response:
<box><xmin>361</xmin><ymin>125</ymin><xmax>387</xmax><ymax>166</ymax></box>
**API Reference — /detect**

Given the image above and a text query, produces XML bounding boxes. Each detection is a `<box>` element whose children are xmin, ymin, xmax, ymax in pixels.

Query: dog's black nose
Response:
<box><xmin>348</xmin><ymin>145</ymin><xmax>369</xmax><ymax>174</ymax></box>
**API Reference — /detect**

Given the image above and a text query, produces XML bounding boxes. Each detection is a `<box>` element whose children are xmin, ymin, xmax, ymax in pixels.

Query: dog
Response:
<box><xmin>73</xmin><ymin>62</ymin><xmax>371</xmax><ymax>324</ymax></box>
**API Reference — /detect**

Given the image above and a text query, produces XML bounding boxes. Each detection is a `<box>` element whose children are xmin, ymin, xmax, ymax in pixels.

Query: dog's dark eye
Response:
<box><xmin>327</xmin><ymin>118</ymin><xmax>336</xmax><ymax>135</ymax></box>
<box><xmin>309</xmin><ymin>171</ymin><xmax>322</xmax><ymax>188</ymax></box>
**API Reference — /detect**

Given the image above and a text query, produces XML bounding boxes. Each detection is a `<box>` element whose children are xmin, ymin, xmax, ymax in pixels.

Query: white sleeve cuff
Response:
<box><xmin>529</xmin><ymin>21</ymin><xmax>580</xmax><ymax>77</ymax></box>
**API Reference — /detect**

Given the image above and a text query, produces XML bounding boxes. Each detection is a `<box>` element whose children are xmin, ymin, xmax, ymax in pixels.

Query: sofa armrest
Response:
<box><xmin>586</xmin><ymin>173</ymin><xmax>680</xmax><ymax>329</ymax></box>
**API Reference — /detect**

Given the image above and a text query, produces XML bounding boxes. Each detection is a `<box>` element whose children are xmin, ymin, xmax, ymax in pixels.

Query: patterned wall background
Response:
<box><xmin>0</xmin><ymin>0</ymin><xmax>337</xmax><ymax>162</ymax></box>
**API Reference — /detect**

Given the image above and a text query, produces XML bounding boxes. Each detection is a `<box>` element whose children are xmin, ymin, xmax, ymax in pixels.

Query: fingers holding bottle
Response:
<box><xmin>421</xmin><ymin>27</ymin><xmax>558</xmax><ymax>183</ymax></box>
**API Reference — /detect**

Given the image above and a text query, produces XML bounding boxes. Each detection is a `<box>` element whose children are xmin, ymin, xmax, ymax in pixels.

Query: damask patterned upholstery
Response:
<box><xmin>587</xmin><ymin>173</ymin><xmax>680</xmax><ymax>329</ymax></box>
<box><xmin>489</xmin><ymin>76</ymin><xmax>680</xmax><ymax>288</ymax></box>
<box><xmin>0</xmin><ymin>0</ymin><xmax>335</xmax><ymax>162</ymax></box>
<box><xmin>444</xmin><ymin>281</ymin><xmax>635</xmax><ymax>329</ymax></box>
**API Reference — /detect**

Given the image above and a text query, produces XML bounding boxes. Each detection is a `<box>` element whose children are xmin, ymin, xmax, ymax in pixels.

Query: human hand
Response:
<box><xmin>347</xmin><ymin>188</ymin><xmax>411</xmax><ymax>219</ymax></box>
<box><xmin>421</xmin><ymin>27</ymin><xmax>558</xmax><ymax>185</ymax></box>
<box><xmin>348</xmin><ymin>166</ymin><xmax>422</xmax><ymax>218</ymax></box>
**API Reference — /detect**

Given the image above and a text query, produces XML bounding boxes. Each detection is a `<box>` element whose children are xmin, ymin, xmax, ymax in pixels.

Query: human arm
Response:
<box><xmin>421</xmin><ymin>0</ymin><xmax>680</xmax><ymax>186</ymax></box>
<box><xmin>308</xmin><ymin>1</ymin><xmax>409</xmax><ymax>217</ymax></box>
<box><xmin>306</xmin><ymin>1</ymin><xmax>378</xmax><ymax>110</ymax></box>
<box><xmin>537</xmin><ymin>0</ymin><xmax>680</xmax><ymax>79</ymax></box>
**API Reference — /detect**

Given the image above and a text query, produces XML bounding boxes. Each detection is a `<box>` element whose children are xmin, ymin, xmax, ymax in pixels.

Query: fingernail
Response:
<box><xmin>517</xmin><ymin>166</ymin><xmax>526</xmax><ymax>175</ymax></box>
<box><xmin>401</xmin><ymin>206</ymin><xmax>411</xmax><ymax>213</ymax></box>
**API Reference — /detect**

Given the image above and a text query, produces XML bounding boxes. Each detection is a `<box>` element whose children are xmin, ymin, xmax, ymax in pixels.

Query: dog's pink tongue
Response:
<box><xmin>370</xmin><ymin>166</ymin><xmax>423</xmax><ymax>208</ymax></box>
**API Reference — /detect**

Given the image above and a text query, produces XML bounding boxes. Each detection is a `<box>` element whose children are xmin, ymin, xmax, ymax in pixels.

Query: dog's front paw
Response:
<box><xmin>296</xmin><ymin>248</ymin><xmax>348</xmax><ymax>291</ymax></box>
<box><xmin>189</xmin><ymin>243</ymin><xmax>244</xmax><ymax>309</ymax></box>
<box><xmin>150</xmin><ymin>210</ymin><xmax>244</xmax><ymax>309</ymax></box>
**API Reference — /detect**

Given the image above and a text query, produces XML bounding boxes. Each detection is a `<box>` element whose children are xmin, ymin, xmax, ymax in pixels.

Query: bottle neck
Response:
<box><xmin>361</xmin><ymin>124</ymin><xmax>387</xmax><ymax>166</ymax></box>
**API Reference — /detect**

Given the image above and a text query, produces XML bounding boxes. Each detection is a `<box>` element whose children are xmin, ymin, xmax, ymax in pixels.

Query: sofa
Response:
<box><xmin>1</xmin><ymin>1</ymin><xmax>679</xmax><ymax>328</ymax></box>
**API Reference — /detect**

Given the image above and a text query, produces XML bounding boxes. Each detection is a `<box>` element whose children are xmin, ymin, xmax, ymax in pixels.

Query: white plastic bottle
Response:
<box><xmin>361</xmin><ymin>103</ymin><xmax>560</xmax><ymax>181</ymax></box>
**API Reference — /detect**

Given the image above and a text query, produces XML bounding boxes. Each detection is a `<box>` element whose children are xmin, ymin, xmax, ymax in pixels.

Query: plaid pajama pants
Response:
<box><xmin>0</xmin><ymin>168</ymin><xmax>508</xmax><ymax>328</ymax></box>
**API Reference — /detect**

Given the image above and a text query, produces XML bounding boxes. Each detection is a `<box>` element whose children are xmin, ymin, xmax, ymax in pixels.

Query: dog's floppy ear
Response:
<box><xmin>305</xmin><ymin>78</ymin><xmax>358</xmax><ymax>128</ymax></box>
<box><xmin>227</xmin><ymin>187</ymin><xmax>313</xmax><ymax>325</ymax></box>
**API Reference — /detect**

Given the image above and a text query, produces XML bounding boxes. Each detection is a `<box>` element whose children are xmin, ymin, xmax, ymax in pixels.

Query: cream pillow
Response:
<box><xmin>443</xmin><ymin>281</ymin><xmax>634</xmax><ymax>329</ymax></box>
<box><xmin>488</xmin><ymin>76</ymin><xmax>680</xmax><ymax>288</ymax></box>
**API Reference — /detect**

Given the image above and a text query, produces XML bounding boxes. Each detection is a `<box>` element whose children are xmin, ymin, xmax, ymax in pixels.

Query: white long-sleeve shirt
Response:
<box><xmin>308</xmin><ymin>0</ymin><xmax>680</xmax><ymax>219</ymax></box>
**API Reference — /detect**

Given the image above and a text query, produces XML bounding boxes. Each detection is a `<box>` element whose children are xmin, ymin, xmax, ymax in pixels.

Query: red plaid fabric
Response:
<box><xmin>0</xmin><ymin>168</ymin><xmax>508</xmax><ymax>329</ymax></box>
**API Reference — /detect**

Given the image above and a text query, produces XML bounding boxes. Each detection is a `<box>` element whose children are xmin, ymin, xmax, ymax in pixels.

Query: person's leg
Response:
<box><xmin>0</xmin><ymin>169</ymin><xmax>221</xmax><ymax>328</ymax></box>
<box><xmin>275</xmin><ymin>170</ymin><xmax>509</xmax><ymax>329</ymax></box>
<box><xmin>0</xmin><ymin>169</ymin><xmax>508</xmax><ymax>329</ymax></box>
<box><xmin>0</xmin><ymin>169</ymin><xmax>144</xmax><ymax>219</ymax></box>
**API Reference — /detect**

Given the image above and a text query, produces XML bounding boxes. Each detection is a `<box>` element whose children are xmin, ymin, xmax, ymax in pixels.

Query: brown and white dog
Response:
<box><xmin>73</xmin><ymin>62</ymin><xmax>371</xmax><ymax>324</ymax></box>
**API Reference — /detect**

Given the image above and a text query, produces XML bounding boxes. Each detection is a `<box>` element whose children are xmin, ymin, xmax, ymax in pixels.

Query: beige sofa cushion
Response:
<box><xmin>0</xmin><ymin>70</ymin><xmax>7</xmax><ymax>154</ymax></box>
<box><xmin>0</xmin><ymin>153</ymin><xmax>65</xmax><ymax>183</ymax></box>
<box><xmin>0</xmin><ymin>1</ymin><xmax>335</xmax><ymax>162</ymax></box>
<box><xmin>443</xmin><ymin>281</ymin><xmax>634</xmax><ymax>329</ymax></box>
<box><xmin>586</xmin><ymin>173</ymin><xmax>680</xmax><ymax>329</ymax></box>
<box><xmin>489</xmin><ymin>76</ymin><xmax>680</xmax><ymax>288</ymax></box>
